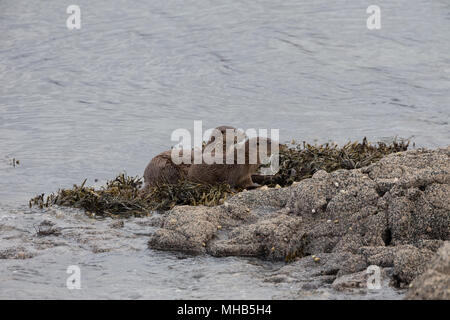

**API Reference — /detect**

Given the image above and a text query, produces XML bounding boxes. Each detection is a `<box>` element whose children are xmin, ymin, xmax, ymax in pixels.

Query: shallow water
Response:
<box><xmin>0</xmin><ymin>0</ymin><xmax>448</xmax><ymax>299</ymax></box>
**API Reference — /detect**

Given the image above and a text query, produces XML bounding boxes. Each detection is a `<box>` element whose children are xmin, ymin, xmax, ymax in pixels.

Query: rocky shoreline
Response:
<box><xmin>1</xmin><ymin>147</ymin><xmax>448</xmax><ymax>299</ymax></box>
<box><xmin>148</xmin><ymin>147</ymin><xmax>450</xmax><ymax>299</ymax></box>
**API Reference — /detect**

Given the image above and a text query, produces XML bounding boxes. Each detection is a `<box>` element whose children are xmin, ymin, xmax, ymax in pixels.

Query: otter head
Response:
<box><xmin>207</xmin><ymin>126</ymin><xmax>247</xmax><ymax>147</ymax></box>
<box><xmin>232</xmin><ymin>137</ymin><xmax>277</xmax><ymax>165</ymax></box>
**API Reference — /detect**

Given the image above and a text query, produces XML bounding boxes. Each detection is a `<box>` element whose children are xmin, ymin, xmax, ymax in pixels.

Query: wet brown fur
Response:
<box><xmin>143</xmin><ymin>126</ymin><xmax>245</xmax><ymax>187</ymax></box>
<box><xmin>143</xmin><ymin>149</ymin><xmax>192</xmax><ymax>187</ymax></box>
<box><xmin>187</xmin><ymin>137</ymin><xmax>274</xmax><ymax>189</ymax></box>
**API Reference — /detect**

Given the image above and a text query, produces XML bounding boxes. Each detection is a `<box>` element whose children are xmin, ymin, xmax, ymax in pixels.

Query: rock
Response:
<box><xmin>208</xmin><ymin>213</ymin><xmax>304</xmax><ymax>260</ymax></box>
<box><xmin>109</xmin><ymin>220</ymin><xmax>124</xmax><ymax>229</ymax></box>
<box><xmin>226</xmin><ymin>187</ymin><xmax>291</xmax><ymax>210</ymax></box>
<box><xmin>357</xmin><ymin>245</ymin><xmax>437</xmax><ymax>287</ymax></box>
<box><xmin>332</xmin><ymin>270</ymin><xmax>369</xmax><ymax>291</ymax></box>
<box><xmin>264</xmin><ymin>252</ymin><xmax>360</xmax><ymax>286</ymax></box>
<box><xmin>392</xmin><ymin>245</ymin><xmax>435</xmax><ymax>286</ymax></box>
<box><xmin>148</xmin><ymin>206</ymin><xmax>223</xmax><ymax>254</ymax></box>
<box><xmin>405</xmin><ymin>242</ymin><xmax>450</xmax><ymax>300</ymax></box>
<box><xmin>286</xmin><ymin>169</ymin><xmax>388</xmax><ymax>255</ymax></box>
<box><xmin>359</xmin><ymin>246</ymin><xmax>396</xmax><ymax>267</ymax></box>
<box><xmin>147</xmin><ymin>147</ymin><xmax>450</xmax><ymax>295</ymax></box>
<box><xmin>362</xmin><ymin>148</ymin><xmax>450</xmax><ymax>191</ymax></box>
<box><xmin>0</xmin><ymin>248</ymin><xmax>35</xmax><ymax>259</ymax></box>
<box><xmin>311</xmin><ymin>252</ymin><xmax>368</xmax><ymax>277</ymax></box>
<box><xmin>384</xmin><ymin>184</ymin><xmax>449</xmax><ymax>246</ymax></box>
<box><xmin>332</xmin><ymin>267</ymin><xmax>394</xmax><ymax>293</ymax></box>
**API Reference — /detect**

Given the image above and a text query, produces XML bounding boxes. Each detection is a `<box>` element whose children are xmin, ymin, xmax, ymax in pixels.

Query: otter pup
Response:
<box><xmin>187</xmin><ymin>137</ymin><xmax>274</xmax><ymax>189</ymax></box>
<box><xmin>143</xmin><ymin>126</ymin><xmax>245</xmax><ymax>188</ymax></box>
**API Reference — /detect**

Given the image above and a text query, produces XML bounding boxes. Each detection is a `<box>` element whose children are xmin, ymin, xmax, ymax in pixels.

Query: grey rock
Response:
<box><xmin>405</xmin><ymin>241</ymin><xmax>450</xmax><ymax>300</ymax></box>
<box><xmin>147</xmin><ymin>147</ymin><xmax>450</xmax><ymax>294</ymax></box>
<box><xmin>392</xmin><ymin>245</ymin><xmax>435</xmax><ymax>286</ymax></box>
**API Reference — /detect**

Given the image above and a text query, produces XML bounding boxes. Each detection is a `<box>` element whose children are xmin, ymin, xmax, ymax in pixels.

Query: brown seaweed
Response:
<box><xmin>29</xmin><ymin>174</ymin><xmax>233</xmax><ymax>217</ymax></box>
<box><xmin>253</xmin><ymin>137</ymin><xmax>409</xmax><ymax>187</ymax></box>
<box><xmin>29</xmin><ymin>138</ymin><xmax>409</xmax><ymax>217</ymax></box>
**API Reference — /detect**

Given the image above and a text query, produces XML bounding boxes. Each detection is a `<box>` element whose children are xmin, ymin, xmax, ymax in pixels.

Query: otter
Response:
<box><xmin>202</xmin><ymin>125</ymin><xmax>247</xmax><ymax>163</ymax></box>
<box><xmin>207</xmin><ymin>125</ymin><xmax>246</xmax><ymax>148</ymax></box>
<box><xmin>187</xmin><ymin>137</ymin><xmax>274</xmax><ymax>189</ymax></box>
<box><xmin>143</xmin><ymin>126</ymin><xmax>245</xmax><ymax>188</ymax></box>
<box><xmin>143</xmin><ymin>149</ymin><xmax>191</xmax><ymax>187</ymax></box>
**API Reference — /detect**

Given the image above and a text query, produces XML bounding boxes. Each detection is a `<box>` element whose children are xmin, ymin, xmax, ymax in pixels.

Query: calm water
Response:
<box><xmin>0</xmin><ymin>0</ymin><xmax>448</xmax><ymax>299</ymax></box>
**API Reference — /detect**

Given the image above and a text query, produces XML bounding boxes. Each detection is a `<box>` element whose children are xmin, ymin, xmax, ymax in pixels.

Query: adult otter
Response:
<box><xmin>143</xmin><ymin>126</ymin><xmax>245</xmax><ymax>187</ymax></box>
<box><xmin>187</xmin><ymin>137</ymin><xmax>275</xmax><ymax>189</ymax></box>
<box><xmin>143</xmin><ymin>149</ymin><xmax>191</xmax><ymax>187</ymax></box>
